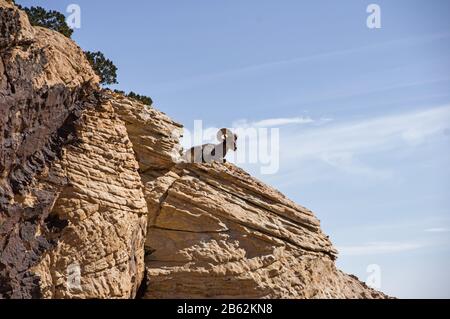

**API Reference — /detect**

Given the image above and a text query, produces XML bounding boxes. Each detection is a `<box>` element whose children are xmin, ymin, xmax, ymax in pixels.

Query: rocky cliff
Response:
<box><xmin>0</xmin><ymin>1</ymin><xmax>388</xmax><ymax>299</ymax></box>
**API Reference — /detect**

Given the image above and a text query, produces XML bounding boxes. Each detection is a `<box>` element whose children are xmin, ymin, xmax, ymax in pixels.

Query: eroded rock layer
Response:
<box><xmin>0</xmin><ymin>1</ymin><xmax>145</xmax><ymax>298</ymax></box>
<box><xmin>1</xmin><ymin>0</ymin><xmax>389</xmax><ymax>299</ymax></box>
<box><xmin>31</xmin><ymin>100</ymin><xmax>148</xmax><ymax>298</ymax></box>
<box><xmin>142</xmin><ymin>163</ymin><xmax>386</xmax><ymax>299</ymax></box>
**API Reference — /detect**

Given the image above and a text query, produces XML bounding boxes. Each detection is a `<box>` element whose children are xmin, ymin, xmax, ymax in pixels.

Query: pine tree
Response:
<box><xmin>84</xmin><ymin>51</ymin><xmax>118</xmax><ymax>85</ymax></box>
<box><xmin>20</xmin><ymin>6</ymin><xmax>73</xmax><ymax>38</ymax></box>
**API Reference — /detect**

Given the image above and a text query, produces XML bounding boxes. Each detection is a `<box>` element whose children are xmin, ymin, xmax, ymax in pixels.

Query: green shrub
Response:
<box><xmin>113</xmin><ymin>90</ymin><xmax>153</xmax><ymax>106</ymax></box>
<box><xmin>127</xmin><ymin>91</ymin><xmax>152</xmax><ymax>106</ymax></box>
<box><xmin>19</xmin><ymin>5</ymin><xmax>73</xmax><ymax>38</ymax></box>
<box><xmin>85</xmin><ymin>51</ymin><xmax>118</xmax><ymax>86</ymax></box>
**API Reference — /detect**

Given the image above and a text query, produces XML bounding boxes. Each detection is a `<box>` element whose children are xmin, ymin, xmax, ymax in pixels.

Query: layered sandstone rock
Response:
<box><xmin>0</xmin><ymin>1</ymin><xmax>389</xmax><ymax>299</ymax></box>
<box><xmin>108</xmin><ymin>91</ymin><xmax>183</xmax><ymax>171</ymax></box>
<box><xmin>0</xmin><ymin>0</ymin><xmax>99</xmax><ymax>204</ymax></box>
<box><xmin>0</xmin><ymin>1</ymin><xmax>145</xmax><ymax>298</ymax></box>
<box><xmin>142</xmin><ymin>162</ymin><xmax>386</xmax><ymax>299</ymax></box>
<box><xmin>30</xmin><ymin>100</ymin><xmax>148</xmax><ymax>298</ymax></box>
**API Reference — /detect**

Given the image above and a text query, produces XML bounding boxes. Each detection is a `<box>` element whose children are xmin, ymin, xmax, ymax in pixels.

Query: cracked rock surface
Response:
<box><xmin>0</xmin><ymin>1</ymin><xmax>389</xmax><ymax>299</ymax></box>
<box><xmin>142</xmin><ymin>162</ymin><xmax>386</xmax><ymax>299</ymax></box>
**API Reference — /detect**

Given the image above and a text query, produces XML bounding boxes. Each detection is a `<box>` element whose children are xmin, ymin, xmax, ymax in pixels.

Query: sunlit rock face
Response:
<box><xmin>0</xmin><ymin>0</ymin><xmax>389</xmax><ymax>299</ymax></box>
<box><xmin>0</xmin><ymin>0</ymin><xmax>144</xmax><ymax>298</ymax></box>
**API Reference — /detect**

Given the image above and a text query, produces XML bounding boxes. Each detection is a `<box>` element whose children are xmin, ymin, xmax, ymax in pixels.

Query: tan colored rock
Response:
<box><xmin>0</xmin><ymin>1</ymin><xmax>99</xmax><ymax>204</ymax></box>
<box><xmin>142</xmin><ymin>162</ymin><xmax>387</xmax><ymax>299</ymax></box>
<box><xmin>0</xmin><ymin>2</ymin><xmax>143</xmax><ymax>299</ymax></box>
<box><xmin>0</xmin><ymin>0</ymin><xmax>34</xmax><ymax>47</ymax></box>
<box><xmin>31</xmin><ymin>100</ymin><xmax>147</xmax><ymax>299</ymax></box>
<box><xmin>105</xmin><ymin>95</ymin><xmax>381</xmax><ymax>299</ymax></box>
<box><xmin>0</xmin><ymin>1</ymin><xmax>390</xmax><ymax>299</ymax></box>
<box><xmin>108</xmin><ymin>92</ymin><xmax>183</xmax><ymax>171</ymax></box>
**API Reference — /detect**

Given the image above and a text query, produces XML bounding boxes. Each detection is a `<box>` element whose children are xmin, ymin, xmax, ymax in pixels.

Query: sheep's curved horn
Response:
<box><xmin>217</xmin><ymin>128</ymin><xmax>233</xmax><ymax>141</ymax></box>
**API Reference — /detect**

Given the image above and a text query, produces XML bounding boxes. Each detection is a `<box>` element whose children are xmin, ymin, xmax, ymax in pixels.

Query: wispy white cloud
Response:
<box><xmin>424</xmin><ymin>228</ymin><xmax>450</xmax><ymax>233</ymax></box>
<box><xmin>182</xmin><ymin>105</ymin><xmax>450</xmax><ymax>178</ymax></box>
<box><xmin>231</xmin><ymin>105</ymin><xmax>450</xmax><ymax>179</ymax></box>
<box><xmin>253</xmin><ymin>117</ymin><xmax>314</xmax><ymax>127</ymax></box>
<box><xmin>276</xmin><ymin>105</ymin><xmax>450</xmax><ymax>177</ymax></box>
<box><xmin>334</xmin><ymin>217</ymin><xmax>450</xmax><ymax>234</ymax></box>
<box><xmin>287</xmin><ymin>105</ymin><xmax>450</xmax><ymax>157</ymax></box>
<box><xmin>320</xmin><ymin>152</ymin><xmax>394</xmax><ymax>179</ymax></box>
<box><xmin>233</xmin><ymin>116</ymin><xmax>315</xmax><ymax>128</ymax></box>
<box><xmin>338</xmin><ymin>241</ymin><xmax>424</xmax><ymax>256</ymax></box>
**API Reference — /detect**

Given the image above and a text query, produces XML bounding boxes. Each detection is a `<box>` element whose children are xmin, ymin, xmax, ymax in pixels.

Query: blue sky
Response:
<box><xmin>18</xmin><ymin>0</ymin><xmax>450</xmax><ymax>298</ymax></box>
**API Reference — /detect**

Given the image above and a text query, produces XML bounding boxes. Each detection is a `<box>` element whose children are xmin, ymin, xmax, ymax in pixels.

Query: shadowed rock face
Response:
<box><xmin>0</xmin><ymin>1</ymin><xmax>389</xmax><ymax>299</ymax></box>
<box><xmin>0</xmin><ymin>1</ymin><xmax>145</xmax><ymax>298</ymax></box>
<box><xmin>30</xmin><ymin>99</ymin><xmax>148</xmax><ymax>298</ymax></box>
<box><xmin>0</xmin><ymin>0</ymin><xmax>97</xmax><ymax>298</ymax></box>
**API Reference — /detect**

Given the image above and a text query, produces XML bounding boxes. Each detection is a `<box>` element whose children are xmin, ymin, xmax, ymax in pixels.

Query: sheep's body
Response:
<box><xmin>183</xmin><ymin>143</ymin><xmax>215</xmax><ymax>163</ymax></box>
<box><xmin>183</xmin><ymin>129</ymin><xmax>237</xmax><ymax>164</ymax></box>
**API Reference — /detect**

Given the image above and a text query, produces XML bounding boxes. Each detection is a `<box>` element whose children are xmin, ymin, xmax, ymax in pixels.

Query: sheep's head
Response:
<box><xmin>217</xmin><ymin>128</ymin><xmax>238</xmax><ymax>151</ymax></box>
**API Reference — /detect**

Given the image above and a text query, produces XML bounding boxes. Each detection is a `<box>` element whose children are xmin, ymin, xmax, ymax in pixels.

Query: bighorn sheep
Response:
<box><xmin>183</xmin><ymin>128</ymin><xmax>238</xmax><ymax>163</ymax></box>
